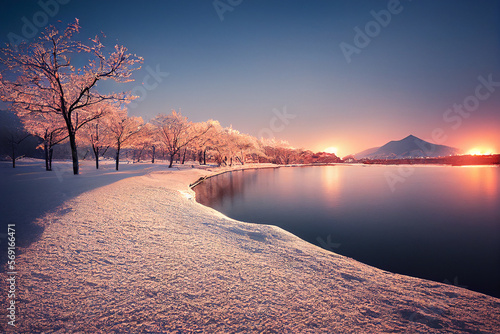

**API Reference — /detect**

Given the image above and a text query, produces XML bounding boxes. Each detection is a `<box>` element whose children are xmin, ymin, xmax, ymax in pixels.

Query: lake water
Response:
<box><xmin>194</xmin><ymin>164</ymin><xmax>500</xmax><ymax>298</ymax></box>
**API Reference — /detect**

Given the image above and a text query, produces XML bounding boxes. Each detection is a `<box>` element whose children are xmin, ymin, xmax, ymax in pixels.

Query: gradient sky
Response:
<box><xmin>1</xmin><ymin>0</ymin><xmax>499</xmax><ymax>156</ymax></box>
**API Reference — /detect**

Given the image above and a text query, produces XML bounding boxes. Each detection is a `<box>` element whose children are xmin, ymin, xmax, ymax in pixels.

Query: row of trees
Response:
<box><xmin>70</xmin><ymin>109</ymin><xmax>314</xmax><ymax>171</ymax></box>
<box><xmin>2</xmin><ymin>102</ymin><xmax>341</xmax><ymax>171</ymax></box>
<box><xmin>0</xmin><ymin>20</ymin><xmax>340</xmax><ymax>173</ymax></box>
<box><xmin>0</xmin><ymin>19</ymin><xmax>142</xmax><ymax>174</ymax></box>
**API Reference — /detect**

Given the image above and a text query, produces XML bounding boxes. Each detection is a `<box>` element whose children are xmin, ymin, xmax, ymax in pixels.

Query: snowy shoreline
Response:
<box><xmin>1</xmin><ymin>160</ymin><xmax>500</xmax><ymax>333</ymax></box>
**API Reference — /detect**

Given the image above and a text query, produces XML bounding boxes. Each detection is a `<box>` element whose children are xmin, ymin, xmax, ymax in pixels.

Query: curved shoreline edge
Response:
<box><xmin>188</xmin><ymin>162</ymin><xmax>345</xmax><ymax>188</ymax></box>
<box><xmin>178</xmin><ymin>165</ymin><xmax>500</xmax><ymax>331</ymax></box>
<box><xmin>1</xmin><ymin>162</ymin><xmax>499</xmax><ymax>333</ymax></box>
<box><xmin>186</xmin><ymin>164</ymin><xmax>500</xmax><ymax>300</ymax></box>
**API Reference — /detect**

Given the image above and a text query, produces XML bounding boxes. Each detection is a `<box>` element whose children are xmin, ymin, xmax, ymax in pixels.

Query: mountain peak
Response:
<box><xmin>354</xmin><ymin>135</ymin><xmax>460</xmax><ymax>159</ymax></box>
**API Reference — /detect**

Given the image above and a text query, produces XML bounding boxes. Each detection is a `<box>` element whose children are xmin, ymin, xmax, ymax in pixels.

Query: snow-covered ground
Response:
<box><xmin>1</xmin><ymin>159</ymin><xmax>499</xmax><ymax>333</ymax></box>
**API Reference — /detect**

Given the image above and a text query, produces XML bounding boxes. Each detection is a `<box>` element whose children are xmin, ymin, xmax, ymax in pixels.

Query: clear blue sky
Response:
<box><xmin>1</xmin><ymin>0</ymin><xmax>499</xmax><ymax>156</ymax></box>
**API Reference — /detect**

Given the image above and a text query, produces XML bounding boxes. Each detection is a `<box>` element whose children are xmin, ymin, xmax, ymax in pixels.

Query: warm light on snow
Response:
<box><xmin>323</xmin><ymin>146</ymin><xmax>339</xmax><ymax>155</ymax></box>
<box><xmin>1</xmin><ymin>160</ymin><xmax>499</xmax><ymax>332</ymax></box>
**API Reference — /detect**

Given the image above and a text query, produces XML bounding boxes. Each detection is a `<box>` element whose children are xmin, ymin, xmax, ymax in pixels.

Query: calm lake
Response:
<box><xmin>194</xmin><ymin>164</ymin><xmax>500</xmax><ymax>298</ymax></box>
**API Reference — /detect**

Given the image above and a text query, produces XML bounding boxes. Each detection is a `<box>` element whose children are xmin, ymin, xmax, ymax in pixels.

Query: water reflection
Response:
<box><xmin>319</xmin><ymin>166</ymin><xmax>341</xmax><ymax>205</ymax></box>
<box><xmin>462</xmin><ymin>166</ymin><xmax>498</xmax><ymax>201</ymax></box>
<box><xmin>194</xmin><ymin>165</ymin><xmax>500</xmax><ymax>298</ymax></box>
<box><xmin>195</xmin><ymin>171</ymin><xmax>249</xmax><ymax>207</ymax></box>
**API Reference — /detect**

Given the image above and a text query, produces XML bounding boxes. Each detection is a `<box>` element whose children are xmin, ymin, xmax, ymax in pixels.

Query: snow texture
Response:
<box><xmin>1</xmin><ymin>160</ymin><xmax>499</xmax><ymax>333</ymax></box>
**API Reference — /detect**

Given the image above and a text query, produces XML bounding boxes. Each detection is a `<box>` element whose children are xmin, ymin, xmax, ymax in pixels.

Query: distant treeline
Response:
<box><xmin>0</xmin><ymin>109</ymin><xmax>342</xmax><ymax>169</ymax></box>
<box><xmin>360</xmin><ymin>155</ymin><xmax>500</xmax><ymax>166</ymax></box>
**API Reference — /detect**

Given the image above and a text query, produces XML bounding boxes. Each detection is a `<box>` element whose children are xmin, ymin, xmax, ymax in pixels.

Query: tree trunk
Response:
<box><xmin>94</xmin><ymin>147</ymin><xmax>99</xmax><ymax>169</ymax></box>
<box><xmin>181</xmin><ymin>148</ymin><xmax>187</xmax><ymax>164</ymax></box>
<box><xmin>11</xmin><ymin>141</ymin><xmax>15</xmax><ymax>168</ymax></box>
<box><xmin>136</xmin><ymin>147</ymin><xmax>144</xmax><ymax>162</ymax></box>
<box><xmin>93</xmin><ymin>145</ymin><xmax>99</xmax><ymax>169</ymax></box>
<box><xmin>93</xmin><ymin>124</ymin><xmax>99</xmax><ymax>169</ymax></box>
<box><xmin>44</xmin><ymin>142</ymin><xmax>50</xmax><ymax>171</ymax></box>
<box><xmin>169</xmin><ymin>152</ymin><xmax>175</xmax><ymax>168</ymax></box>
<box><xmin>115</xmin><ymin>144</ymin><xmax>121</xmax><ymax>170</ymax></box>
<box><xmin>48</xmin><ymin>148</ymin><xmax>53</xmax><ymax>171</ymax></box>
<box><xmin>69</xmin><ymin>132</ymin><xmax>79</xmax><ymax>175</ymax></box>
<box><xmin>152</xmin><ymin>145</ymin><xmax>155</xmax><ymax>164</ymax></box>
<box><xmin>203</xmin><ymin>149</ymin><xmax>207</xmax><ymax>165</ymax></box>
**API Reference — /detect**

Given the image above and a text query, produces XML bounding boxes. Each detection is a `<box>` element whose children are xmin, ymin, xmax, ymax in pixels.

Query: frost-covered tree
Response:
<box><xmin>0</xmin><ymin>19</ymin><xmax>142</xmax><ymax>174</ymax></box>
<box><xmin>261</xmin><ymin>138</ymin><xmax>297</xmax><ymax>164</ymax></box>
<box><xmin>107</xmin><ymin>111</ymin><xmax>143</xmax><ymax>170</ymax></box>
<box><xmin>78</xmin><ymin>103</ymin><xmax>119</xmax><ymax>169</ymax></box>
<box><xmin>206</xmin><ymin>126</ymin><xmax>259</xmax><ymax>166</ymax></box>
<box><xmin>232</xmin><ymin>131</ymin><xmax>259</xmax><ymax>165</ymax></box>
<box><xmin>178</xmin><ymin>120</ymin><xmax>216</xmax><ymax>165</ymax></box>
<box><xmin>206</xmin><ymin>125</ymin><xmax>231</xmax><ymax>166</ymax></box>
<box><xmin>151</xmin><ymin>111</ymin><xmax>212</xmax><ymax>168</ymax></box>
<box><xmin>190</xmin><ymin>120</ymin><xmax>221</xmax><ymax>165</ymax></box>
<box><xmin>132</xmin><ymin>122</ymin><xmax>157</xmax><ymax>163</ymax></box>
<box><xmin>80</xmin><ymin>121</ymin><xmax>105</xmax><ymax>170</ymax></box>
<box><xmin>19</xmin><ymin>110</ymin><xmax>67</xmax><ymax>171</ymax></box>
<box><xmin>220</xmin><ymin>127</ymin><xmax>240</xmax><ymax>166</ymax></box>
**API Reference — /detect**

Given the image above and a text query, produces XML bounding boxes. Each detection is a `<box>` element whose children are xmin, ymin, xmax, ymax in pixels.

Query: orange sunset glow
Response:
<box><xmin>323</xmin><ymin>146</ymin><xmax>339</xmax><ymax>155</ymax></box>
<box><xmin>467</xmin><ymin>148</ymin><xmax>496</xmax><ymax>155</ymax></box>
<box><xmin>1</xmin><ymin>1</ymin><xmax>500</xmax><ymax>332</ymax></box>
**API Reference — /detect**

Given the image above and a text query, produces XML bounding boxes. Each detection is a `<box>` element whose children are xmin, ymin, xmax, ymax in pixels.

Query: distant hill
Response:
<box><xmin>352</xmin><ymin>146</ymin><xmax>379</xmax><ymax>159</ymax></box>
<box><xmin>354</xmin><ymin>135</ymin><xmax>461</xmax><ymax>159</ymax></box>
